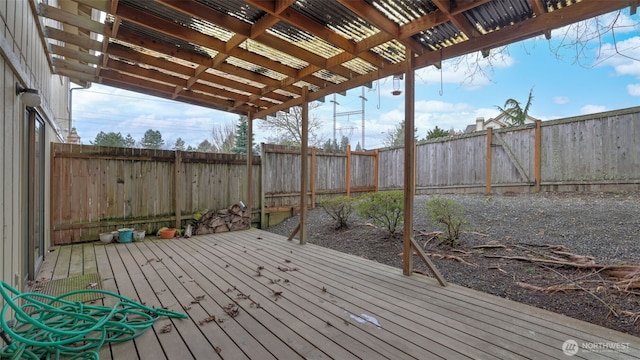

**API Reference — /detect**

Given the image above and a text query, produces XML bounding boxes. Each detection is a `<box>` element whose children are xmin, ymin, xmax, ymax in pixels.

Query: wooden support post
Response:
<box><xmin>409</xmin><ymin>237</ymin><xmax>447</xmax><ymax>286</ymax></box>
<box><xmin>174</xmin><ymin>149</ymin><xmax>182</xmax><ymax>229</ymax></box>
<box><xmin>346</xmin><ymin>145</ymin><xmax>351</xmax><ymax>196</ymax></box>
<box><xmin>260</xmin><ymin>143</ymin><xmax>267</xmax><ymax>229</ymax></box>
<box><xmin>374</xmin><ymin>149</ymin><xmax>379</xmax><ymax>191</ymax></box>
<box><xmin>311</xmin><ymin>146</ymin><xmax>317</xmax><ymax>208</ymax></box>
<box><xmin>403</xmin><ymin>49</ymin><xmax>415</xmax><ymax>276</ymax></box>
<box><xmin>534</xmin><ymin>120</ymin><xmax>542</xmax><ymax>192</ymax></box>
<box><xmin>287</xmin><ymin>223</ymin><xmax>300</xmax><ymax>241</ymax></box>
<box><xmin>413</xmin><ymin>141</ymin><xmax>417</xmax><ymax>195</ymax></box>
<box><xmin>246</xmin><ymin>113</ymin><xmax>253</xmax><ymax>221</ymax></box>
<box><xmin>485</xmin><ymin>127</ymin><xmax>493</xmax><ymax>194</ymax></box>
<box><xmin>299</xmin><ymin>86</ymin><xmax>309</xmax><ymax>244</ymax></box>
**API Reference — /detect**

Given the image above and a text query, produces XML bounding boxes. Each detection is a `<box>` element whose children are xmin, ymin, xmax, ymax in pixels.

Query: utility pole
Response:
<box><xmin>359</xmin><ymin>87</ymin><xmax>367</xmax><ymax>149</ymax></box>
<box><xmin>331</xmin><ymin>94</ymin><xmax>339</xmax><ymax>144</ymax></box>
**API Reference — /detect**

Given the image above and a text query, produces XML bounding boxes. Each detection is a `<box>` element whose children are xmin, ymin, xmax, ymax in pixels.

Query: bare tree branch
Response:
<box><xmin>258</xmin><ymin>102</ymin><xmax>327</xmax><ymax>146</ymax></box>
<box><xmin>211</xmin><ymin>121</ymin><xmax>236</xmax><ymax>153</ymax></box>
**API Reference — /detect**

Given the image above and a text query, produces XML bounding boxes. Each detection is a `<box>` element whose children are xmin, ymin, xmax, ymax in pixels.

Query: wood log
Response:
<box><xmin>214</xmin><ymin>224</ymin><xmax>230</xmax><ymax>233</ymax></box>
<box><xmin>193</xmin><ymin>204</ymin><xmax>250</xmax><ymax>234</ymax></box>
<box><xmin>229</xmin><ymin>204</ymin><xmax>242</xmax><ymax>214</ymax></box>
<box><xmin>230</xmin><ymin>219</ymin><xmax>250</xmax><ymax>231</ymax></box>
<box><xmin>209</xmin><ymin>217</ymin><xmax>227</xmax><ymax>228</ymax></box>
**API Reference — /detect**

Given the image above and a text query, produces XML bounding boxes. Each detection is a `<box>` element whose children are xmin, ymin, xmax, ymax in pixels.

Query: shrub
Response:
<box><xmin>319</xmin><ymin>195</ymin><xmax>356</xmax><ymax>229</ymax></box>
<box><xmin>356</xmin><ymin>190</ymin><xmax>404</xmax><ymax>236</ymax></box>
<box><xmin>425</xmin><ymin>196</ymin><xmax>465</xmax><ymax>246</ymax></box>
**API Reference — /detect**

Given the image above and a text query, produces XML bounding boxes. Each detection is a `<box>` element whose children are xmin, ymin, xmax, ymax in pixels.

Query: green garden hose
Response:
<box><xmin>0</xmin><ymin>280</ymin><xmax>187</xmax><ymax>359</ymax></box>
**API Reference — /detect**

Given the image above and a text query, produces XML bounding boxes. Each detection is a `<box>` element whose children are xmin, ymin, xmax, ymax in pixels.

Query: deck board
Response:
<box><xmin>38</xmin><ymin>229</ymin><xmax>640</xmax><ymax>360</ymax></box>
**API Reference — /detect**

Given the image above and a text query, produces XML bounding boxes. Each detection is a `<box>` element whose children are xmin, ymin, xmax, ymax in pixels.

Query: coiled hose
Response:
<box><xmin>0</xmin><ymin>280</ymin><xmax>187</xmax><ymax>359</ymax></box>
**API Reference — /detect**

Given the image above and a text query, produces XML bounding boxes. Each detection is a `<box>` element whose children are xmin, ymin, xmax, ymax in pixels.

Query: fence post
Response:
<box><xmin>486</xmin><ymin>128</ymin><xmax>492</xmax><ymax>194</ymax></box>
<box><xmin>246</xmin><ymin>113</ymin><xmax>254</xmax><ymax>222</ymax></box>
<box><xmin>534</xmin><ymin>120</ymin><xmax>542</xmax><ymax>192</ymax></box>
<box><xmin>346</xmin><ymin>145</ymin><xmax>351</xmax><ymax>197</ymax></box>
<box><xmin>260</xmin><ymin>143</ymin><xmax>267</xmax><ymax>229</ymax></box>
<box><xmin>174</xmin><ymin>150</ymin><xmax>182</xmax><ymax>229</ymax></box>
<box><xmin>374</xmin><ymin>148</ymin><xmax>379</xmax><ymax>192</ymax></box>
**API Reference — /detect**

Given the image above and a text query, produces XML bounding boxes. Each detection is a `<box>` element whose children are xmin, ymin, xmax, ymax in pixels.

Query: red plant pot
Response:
<box><xmin>159</xmin><ymin>228</ymin><xmax>177</xmax><ymax>239</ymax></box>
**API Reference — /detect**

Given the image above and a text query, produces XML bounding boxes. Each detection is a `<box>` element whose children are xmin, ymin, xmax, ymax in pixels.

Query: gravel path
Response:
<box><xmin>265</xmin><ymin>192</ymin><xmax>640</xmax><ymax>336</ymax></box>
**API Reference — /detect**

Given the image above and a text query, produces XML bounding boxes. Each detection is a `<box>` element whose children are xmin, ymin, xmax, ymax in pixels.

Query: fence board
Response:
<box><xmin>52</xmin><ymin>145</ymin><xmax>261</xmax><ymax>244</ymax></box>
<box><xmin>52</xmin><ymin>107</ymin><xmax>640</xmax><ymax>243</ymax></box>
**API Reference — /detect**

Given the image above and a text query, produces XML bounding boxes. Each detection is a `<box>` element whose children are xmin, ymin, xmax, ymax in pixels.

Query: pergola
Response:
<box><xmin>35</xmin><ymin>0</ymin><xmax>637</xmax><ymax>282</ymax></box>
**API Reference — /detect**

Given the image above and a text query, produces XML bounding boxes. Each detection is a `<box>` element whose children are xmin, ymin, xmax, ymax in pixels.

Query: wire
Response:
<box><xmin>0</xmin><ymin>280</ymin><xmax>187</xmax><ymax>360</ymax></box>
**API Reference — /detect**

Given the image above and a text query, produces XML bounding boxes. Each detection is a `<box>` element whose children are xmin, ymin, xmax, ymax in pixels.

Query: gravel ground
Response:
<box><xmin>265</xmin><ymin>192</ymin><xmax>640</xmax><ymax>336</ymax></box>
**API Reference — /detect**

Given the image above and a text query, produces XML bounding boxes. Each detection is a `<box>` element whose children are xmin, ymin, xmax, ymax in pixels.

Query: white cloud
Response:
<box><xmin>597</xmin><ymin>36</ymin><xmax>640</xmax><ymax>77</ymax></box>
<box><xmin>553</xmin><ymin>96</ymin><xmax>570</xmax><ymax>104</ymax></box>
<box><xmin>628</xmin><ymin>84</ymin><xmax>640</xmax><ymax>96</ymax></box>
<box><xmin>580</xmin><ymin>104</ymin><xmax>606</xmax><ymax>114</ymax></box>
<box><xmin>414</xmin><ymin>100</ymin><xmax>472</xmax><ymax>113</ymax></box>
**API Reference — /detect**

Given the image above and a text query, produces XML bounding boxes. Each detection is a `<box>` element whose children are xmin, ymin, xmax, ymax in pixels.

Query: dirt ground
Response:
<box><xmin>265</xmin><ymin>192</ymin><xmax>640</xmax><ymax>337</ymax></box>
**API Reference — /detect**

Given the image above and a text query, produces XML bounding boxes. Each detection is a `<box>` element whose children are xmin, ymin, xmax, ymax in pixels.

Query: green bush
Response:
<box><xmin>356</xmin><ymin>190</ymin><xmax>404</xmax><ymax>236</ymax></box>
<box><xmin>425</xmin><ymin>196</ymin><xmax>465</xmax><ymax>246</ymax></box>
<box><xmin>319</xmin><ymin>195</ymin><xmax>356</xmax><ymax>229</ymax></box>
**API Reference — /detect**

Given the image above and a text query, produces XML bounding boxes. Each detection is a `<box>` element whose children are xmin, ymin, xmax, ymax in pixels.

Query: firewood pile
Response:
<box><xmin>193</xmin><ymin>204</ymin><xmax>250</xmax><ymax>235</ymax></box>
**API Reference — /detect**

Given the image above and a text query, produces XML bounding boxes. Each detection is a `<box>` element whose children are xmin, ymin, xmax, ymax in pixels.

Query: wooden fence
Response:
<box><xmin>51</xmin><ymin>143</ymin><xmax>378</xmax><ymax>244</ymax></box>
<box><xmin>51</xmin><ymin>144</ymin><xmax>260</xmax><ymax>245</ymax></box>
<box><xmin>259</xmin><ymin>144</ymin><xmax>378</xmax><ymax>228</ymax></box>
<box><xmin>379</xmin><ymin>106</ymin><xmax>640</xmax><ymax>193</ymax></box>
<box><xmin>51</xmin><ymin>106</ymin><xmax>640</xmax><ymax>244</ymax></box>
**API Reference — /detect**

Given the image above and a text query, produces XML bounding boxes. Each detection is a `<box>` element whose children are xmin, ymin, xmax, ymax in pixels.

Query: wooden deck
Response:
<box><xmin>36</xmin><ymin>229</ymin><xmax>640</xmax><ymax>359</ymax></box>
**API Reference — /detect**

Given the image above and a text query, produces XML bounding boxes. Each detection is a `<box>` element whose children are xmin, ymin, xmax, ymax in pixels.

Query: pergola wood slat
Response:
<box><xmin>37</xmin><ymin>0</ymin><xmax>633</xmax><ymax>117</ymax></box>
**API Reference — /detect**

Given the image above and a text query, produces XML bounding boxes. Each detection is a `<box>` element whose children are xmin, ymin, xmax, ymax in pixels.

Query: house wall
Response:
<box><xmin>0</xmin><ymin>0</ymin><xmax>69</xmax><ymax>293</ymax></box>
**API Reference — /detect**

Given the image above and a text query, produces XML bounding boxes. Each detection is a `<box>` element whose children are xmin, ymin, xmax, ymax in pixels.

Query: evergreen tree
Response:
<box><xmin>92</xmin><ymin>131</ymin><xmax>127</xmax><ymax>147</ymax></box>
<box><xmin>174</xmin><ymin>137</ymin><xmax>186</xmax><ymax>150</ymax></box>
<box><xmin>496</xmin><ymin>87</ymin><xmax>535</xmax><ymax>127</ymax></box>
<box><xmin>124</xmin><ymin>134</ymin><xmax>136</xmax><ymax>148</ymax></box>
<box><xmin>197</xmin><ymin>139</ymin><xmax>213</xmax><ymax>152</ymax></box>
<box><xmin>231</xmin><ymin>116</ymin><xmax>254</xmax><ymax>154</ymax></box>
<box><xmin>140</xmin><ymin>129</ymin><xmax>164</xmax><ymax>149</ymax></box>
<box><xmin>426</xmin><ymin>126</ymin><xmax>450</xmax><ymax>140</ymax></box>
<box><xmin>323</xmin><ymin>138</ymin><xmax>335</xmax><ymax>151</ymax></box>
<box><xmin>339</xmin><ymin>135</ymin><xmax>350</xmax><ymax>151</ymax></box>
<box><xmin>355</xmin><ymin>142</ymin><xmax>362</xmax><ymax>151</ymax></box>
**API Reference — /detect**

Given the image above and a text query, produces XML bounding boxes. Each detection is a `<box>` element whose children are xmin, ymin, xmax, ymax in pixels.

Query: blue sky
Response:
<box><xmin>72</xmin><ymin>10</ymin><xmax>639</xmax><ymax>150</ymax></box>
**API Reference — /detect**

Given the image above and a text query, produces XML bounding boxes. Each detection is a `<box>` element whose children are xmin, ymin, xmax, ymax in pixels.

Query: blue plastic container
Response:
<box><xmin>118</xmin><ymin>228</ymin><xmax>134</xmax><ymax>243</ymax></box>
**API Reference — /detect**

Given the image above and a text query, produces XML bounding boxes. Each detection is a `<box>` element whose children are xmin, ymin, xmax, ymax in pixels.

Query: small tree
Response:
<box><xmin>319</xmin><ymin>196</ymin><xmax>356</xmax><ymax>229</ymax></box>
<box><xmin>174</xmin><ymin>137</ymin><xmax>186</xmax><ymax>151</ymax></box>
<box><xmin>496</xmin><ymin>87</ymin><xmax>535</xmax><ymax>127</ymax></box>
<box><xmin>124</xmin><ymin>134</ymin><xmax>136</xmax><ymax>148</ymax></box>
<box><xmin>425</xmin><ymin>196</ymin><xmax>465</xmax><ymax>246</ymax></box>
<box><xmin>92</xmin><ymin>131</ymin><xmax>127</xmax><ymax>147</ymax></box>
<box><xmin>197</xmin><ymin>139</ymin><xmax>213</xmax><ymax>152</ymax></box>
<box><xmin>339</xmin><ymin>135</ymin><xmax>350</xmax><ymax>151</ymax></box>
<box><xmin>140</xmin><ymin>129</ymin><xmax>164</xmax><ymax>149</ymax></box>
<box><xmin>356</xmin><ymin>190</ymin><xmax>404</xmax><ymax>236</ymax></box>
<box><xmin>322</xmin><ymin>138</ymin><xmax>336</xmax><ymax>151</ymax></box>
<box><xmin>382</xmin><ymin>119</ymin><xmax>417</xmax><ymax>147</ymax></box>
<box><xmin>426</xmin><ymin>126</ymin><xmax>450</xmax><ymax>140</ymax></box>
